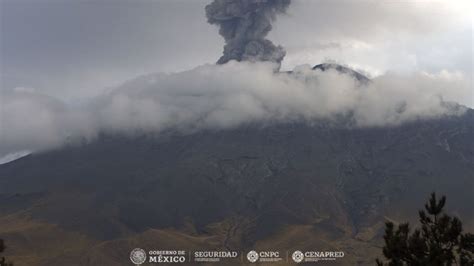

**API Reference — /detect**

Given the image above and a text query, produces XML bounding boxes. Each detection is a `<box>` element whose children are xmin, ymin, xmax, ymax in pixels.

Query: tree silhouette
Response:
<box><xmin>0</xmin><ymin>239</ymin><xmax>13</xmax><ymax>266</ymax></box>
<box><xmin>376</xmin><ymin>193</ymin><xmax>474</xmax><ymax>265</ymax></box>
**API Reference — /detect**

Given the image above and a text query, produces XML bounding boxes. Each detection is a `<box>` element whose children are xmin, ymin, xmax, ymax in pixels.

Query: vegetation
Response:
<box><xmin>0</xmin><ymin>239</ymin><xmax>13</xmax><ymax>266</ymax></box>
<box><xmin>377</xmin><ymin>193</ymin><xmax>474</xmax><ymax>265</ymax></box>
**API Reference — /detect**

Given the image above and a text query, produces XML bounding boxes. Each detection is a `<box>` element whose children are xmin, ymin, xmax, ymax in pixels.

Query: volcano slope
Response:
<box><xmin>0</xmin><ymin>107</ymin><xmax>473</xmax><ymax>265</ymax></box>
<box><xmin>1</xmin><ymin>65</ymin><xmax>474</xmax><ymax>265</ymax></box>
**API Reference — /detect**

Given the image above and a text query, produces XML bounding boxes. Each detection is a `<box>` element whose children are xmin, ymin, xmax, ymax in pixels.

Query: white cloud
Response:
<box><xmin>272</xmin><ymin>0</ymin><xmax>473</xmax><ymax>75</ymax></box>
<box><xmin>1</xmin><ymin>62</ymin><xmax>470</xmax><ymax>157</ymax></box>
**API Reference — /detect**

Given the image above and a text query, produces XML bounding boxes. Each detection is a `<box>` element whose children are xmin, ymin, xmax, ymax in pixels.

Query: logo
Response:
<box><xmin>296</xmin><ymin>250</ymin><xmax>344</xmax><ymax>262</ymax></box>
<box><xmin>292</xmin><ymin>250</ymin><xmax>304</xmax><ymax>263</ymax></box>
<box><xmin>192</xmin><ymin>251</ymin><xmax>239</xmax><ymax>263</ymax></box>
<box><xmin>148</xmin><ymin>250</ymin><xmax>186</xmax><ymax>263</ymax></box>
<box><xmin>246</xmin><ymin>250</ymin><xmax>259</xmax><ymax>263</ymax></box>
<box><xmin>130</xmin><ymin>248</ymin><xmax>147</xmax><ymax>265</ymax></box>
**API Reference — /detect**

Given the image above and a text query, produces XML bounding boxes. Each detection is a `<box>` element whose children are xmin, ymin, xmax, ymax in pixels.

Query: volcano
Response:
<box><xmin>0</xmin><ymin>65</ymin><xmax>473</xmax><ymax>265</ymax></box>
<box><xmin>312</xmin><ymin>63</ymin><xmax>370</xmax><ymax>83</ymax></box>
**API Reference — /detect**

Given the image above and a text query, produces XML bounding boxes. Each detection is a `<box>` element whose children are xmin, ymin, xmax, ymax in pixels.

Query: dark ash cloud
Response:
<box><xmin>206</xmin><ymin>0</ymin><xmax>290</xmax><ymax>67</ymax></box>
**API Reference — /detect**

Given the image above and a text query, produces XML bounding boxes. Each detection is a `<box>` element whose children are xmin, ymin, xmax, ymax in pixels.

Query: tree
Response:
<box><xmin>376</xmin><ymin>193</ymin><xmax>474</xmax><ymax>266</ymax></box>
<box><xmin>0</xmin><ymin>239</ymin><xmax>13</xmax><ymax>266</ymax></box>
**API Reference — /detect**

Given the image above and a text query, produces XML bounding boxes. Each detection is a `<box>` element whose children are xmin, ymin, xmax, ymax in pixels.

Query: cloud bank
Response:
<box><xmin>0</xmin><ymin>62</ymin><xmax>470</xmax><ymax>157</ymax></box>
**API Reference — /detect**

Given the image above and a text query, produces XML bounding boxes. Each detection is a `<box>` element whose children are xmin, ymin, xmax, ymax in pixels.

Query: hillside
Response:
<box><xmin>0</xmin><ymin>108</ymin><xmax>473</xmax><ymax>265</ymax></box>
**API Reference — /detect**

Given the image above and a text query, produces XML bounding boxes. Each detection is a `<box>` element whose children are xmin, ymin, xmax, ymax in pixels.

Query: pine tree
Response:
<box><xmin>376</xmin><ymin>193</ymin><xmax>474</xmax><ymax>265</ymax></box>
<box><xmin>0</xmin><ymin>239</ymin><xmax>13</xmax><ymax>266</ymax></box>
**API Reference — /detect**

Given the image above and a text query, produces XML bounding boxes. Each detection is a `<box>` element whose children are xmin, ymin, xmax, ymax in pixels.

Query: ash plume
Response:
<box><xmin>205</xmin><ymin>0</ymin><xmax>291</xmax><ymax>67</ymax></box>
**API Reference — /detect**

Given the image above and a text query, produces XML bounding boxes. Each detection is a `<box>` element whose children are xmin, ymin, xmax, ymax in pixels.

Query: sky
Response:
<box><xmin>0</xmin><ymin>0</ymin><xmax>473</xmax><ymax>158</ymax></box>
<box><xmin>1</xmin><ymin>0</ymin><xmax>472</xmax><ymax>101</ymax></box>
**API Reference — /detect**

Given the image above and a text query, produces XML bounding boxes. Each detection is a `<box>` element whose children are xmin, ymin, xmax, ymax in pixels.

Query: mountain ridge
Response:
<box><xmin>0</xmin><ymin>64</ymin><xmax>472</xmax><ymax>265</ymax></box>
